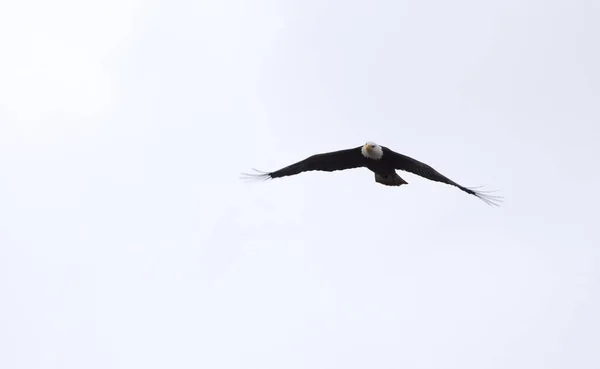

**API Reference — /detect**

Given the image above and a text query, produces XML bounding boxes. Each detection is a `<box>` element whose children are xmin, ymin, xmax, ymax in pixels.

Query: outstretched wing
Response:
<box><xmin>382</xmin><ymin>147</ymin><xmax>503</xmax><ymax>206</ymax></box>
<box><xmin>241</xmin><ymin>146</ymin><xmax>367</xmax><ymax>181</ymax></box>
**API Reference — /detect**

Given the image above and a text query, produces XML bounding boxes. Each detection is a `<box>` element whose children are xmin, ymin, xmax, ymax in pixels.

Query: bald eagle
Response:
<box><xmin>242</xmin><ymin>141</ymin><xmax>502</xmax><ymax>206</ymax></box>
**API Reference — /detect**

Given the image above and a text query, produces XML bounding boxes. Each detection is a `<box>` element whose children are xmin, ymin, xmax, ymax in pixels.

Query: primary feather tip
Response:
<box><xmin>463</xmin><ymin>186</ymin><xmax>504</xmax><ymax>207</ymax></box>
<box><xmin>240</xmin><ymin>168</ymin><xmax>273</xmax><ymax>182</ymax></box>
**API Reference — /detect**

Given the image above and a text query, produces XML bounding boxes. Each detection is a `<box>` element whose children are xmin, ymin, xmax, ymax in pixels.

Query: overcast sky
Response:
<box><xmin>1</xmin><ymin>0</ymin><xmax>599</xmax><ymax>368</ymax></box>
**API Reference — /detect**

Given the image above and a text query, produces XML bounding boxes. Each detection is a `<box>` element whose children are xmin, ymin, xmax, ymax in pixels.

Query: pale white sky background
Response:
<box><xmin>1</xmin><ymin>0</ymin><xmax>599</xmax><ymax>368</ymax></box>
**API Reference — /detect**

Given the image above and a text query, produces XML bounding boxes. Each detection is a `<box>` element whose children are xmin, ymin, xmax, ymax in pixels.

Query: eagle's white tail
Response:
<box><xmin>374</xmin><ymin>172</ymin><xmax>408</xmax><ymax>186</ymax></box>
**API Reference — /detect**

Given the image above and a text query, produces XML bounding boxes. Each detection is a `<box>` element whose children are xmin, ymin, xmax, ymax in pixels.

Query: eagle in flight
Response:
<box><xmin>242</xmin><ymin>141</ymin><xmax>502</xmax><ymax>206</ymax></box>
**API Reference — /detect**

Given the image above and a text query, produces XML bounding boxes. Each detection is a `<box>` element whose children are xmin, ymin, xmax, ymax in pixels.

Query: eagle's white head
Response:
<box><xmin>361</xmin><ymin>141</ymin><xmax>383</xmax><ymax>160</ymax></box>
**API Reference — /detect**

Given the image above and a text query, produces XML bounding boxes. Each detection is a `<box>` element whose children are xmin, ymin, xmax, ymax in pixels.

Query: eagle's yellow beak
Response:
<box><xmin>365</xmin><ymin>144</ymin><xmax>372</xmax><ymax>150</ymax></box>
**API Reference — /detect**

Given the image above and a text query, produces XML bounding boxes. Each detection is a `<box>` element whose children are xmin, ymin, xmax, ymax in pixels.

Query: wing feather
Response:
<box><xmin>382</xmin><ymin>147</ymin><xmax>503</xmax><ymax>206</ymax></box>
<box><xmin>241</xmin><ymin>147</ymin><xmax>367</xmax><ymax>181</ymax></box>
